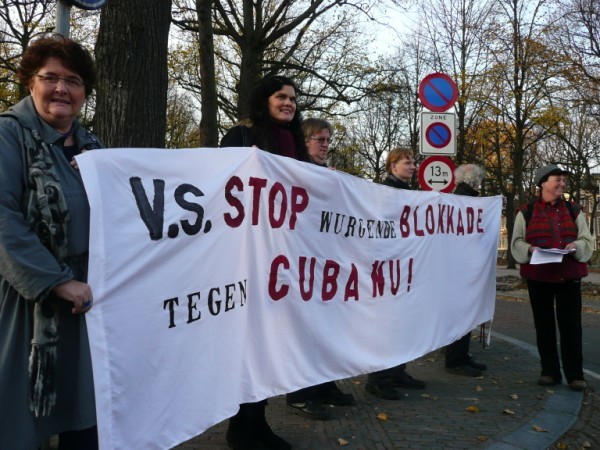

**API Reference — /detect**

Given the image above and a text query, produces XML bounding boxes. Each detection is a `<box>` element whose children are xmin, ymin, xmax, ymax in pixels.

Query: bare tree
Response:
<box><xmin>171</xmin><ymin>0</ymin><xmax>409</xmax><ymax>139</ymax></box>
<box><xmin>485</xmin><ymin>0</ymin><xmax>563</xmax><ymax>268</ymax></box>
<box><xmin>554</xmin><ymin>0</ymin><xmax>600</xmax><ymax>84</ymax></box>
<box><xmin>0</xmin><ymin>0</ymin><xmax>54</xmax><ymax>105</ymax></box>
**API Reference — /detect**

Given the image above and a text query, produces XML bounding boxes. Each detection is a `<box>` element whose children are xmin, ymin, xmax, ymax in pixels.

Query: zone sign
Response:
<box><xmin>420</xmin><ymin>112</ymin><xmax>456</xmax><ymax>156</ymax></box>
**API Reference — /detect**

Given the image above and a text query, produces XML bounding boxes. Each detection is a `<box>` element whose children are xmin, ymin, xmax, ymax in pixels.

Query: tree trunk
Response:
<box><xmin>95</xmin><ymin>0</ymin><xmax>172</xmax><ymax>148</ymax></box>
<box><xmin>196</xmin><ymin>0</ymin><xmax>218</xmax><ymax>146</ymax></box>
<box><xmin>237</xmin><ymin>0</ymin><xmax>262</xmax><ymax>119</ymax></box>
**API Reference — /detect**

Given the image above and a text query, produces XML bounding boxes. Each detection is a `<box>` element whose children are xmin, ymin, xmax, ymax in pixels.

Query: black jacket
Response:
<box><xmin>382</xmin><ymin>174</ymin><xmax>412</xmax><ymax>190</ymax></box>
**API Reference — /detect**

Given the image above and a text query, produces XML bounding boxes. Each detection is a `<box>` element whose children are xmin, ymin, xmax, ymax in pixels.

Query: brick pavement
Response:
<box><xmin>175</xmin><ymin>292</ymin><xmax>591</xmax><ymax>450</ymax></box>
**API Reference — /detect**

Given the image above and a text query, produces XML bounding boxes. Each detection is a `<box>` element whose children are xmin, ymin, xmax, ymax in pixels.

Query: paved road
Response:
<box><xmin>497</xmin><ymin>267</ymin><xmax>600</xmax><ymax>377</ymax></box>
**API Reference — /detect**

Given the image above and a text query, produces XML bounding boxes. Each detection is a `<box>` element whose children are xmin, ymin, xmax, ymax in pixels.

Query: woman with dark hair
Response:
<box><xmin>221</xmin><ymin>75</ymin><xmax>308</xmax><ymax>163</ymax></box>
<box><xmin>220</xmin><ymin>75</ymin><xmax>306</xmax><ymax>450</ymax></box>
<box><xmin>0</xmin><ymin>35</ymin><xmax>102</xmax><ymax>449</ymax></box>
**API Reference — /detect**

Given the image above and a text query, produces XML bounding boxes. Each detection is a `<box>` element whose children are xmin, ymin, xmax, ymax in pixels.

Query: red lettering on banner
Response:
<box><xmin>371</xmin><ymin>258</ymin><xmax>413</xmax><ymax>298</ymax></box>
<box><xmin>224</xmin><ymin>176</ymin><xmax>309</xmax><ymax>230</ymax></box>
<box><xmin>397</xmin><ymin>204</ymin><xmax>485</xmax><ymax>238</ymax></box>
<box><xmin>290</xmin><ymin>186</ymin><xmax>309</xmax><ymax>229</ymax></box>
<box><xmin>268</xmin><ymin>182</ymin><xmax>287</xmax><ymax>228</ymax></box>
<box><xmin>269</xmin><ymin>255</ymin><xmax>361</xmax><ymax>302</ymax></box>
<box><xmin>269</xmin><ymin>255</ymin><xmax>290</xmax><ymax>300</ymax></box>
<box><xmin>345</xmin><ymin>264</ymin><xmax>359</xmax><ymax>300</ymax></box>
<box><xmin>249</xmin><ymin>177</ymin><xmax>268</xmax><ymax>225</ymax></box>
<box><xmin>412</xmin><ymin>206</ymin><xmax>425</xmax><ymax>236</ymax></box>
<box><xmin>457</xmin><ymin>209</ymin><xmax>465</xmax><ymax>235</ymax></box>
<box><xmin>299</xmin><ymin>256</ymin><xmax>316</xmax><ymax>301</ymax></box>
<box><xmin>371</xmin><ymin>260</ymin><xmax>385</xmax><ymax>297</ymax></box>
<box><xmin>223</xmin><ymin>176</ymin><xmax>245</xmax><ymax>227</ymax></box>
<box><xmin>269</xmin><ymin>256</ymin><xmax>417</xmax><ymax>301</ymax></box>
<box><xmin>322</xmin><ymin>260</ymin><xmax>340</xmax><ymax>300</ymax></box>
<box><xmin>446</xmin><ymin>206</ymin><xmax>455</xmax><ymax>233</ymax></box>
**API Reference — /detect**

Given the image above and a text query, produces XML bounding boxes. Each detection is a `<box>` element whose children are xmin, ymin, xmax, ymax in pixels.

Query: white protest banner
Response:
<box><xmin>76</xmin><ymin>147</ymin><xmax>502</xmax><ymax>450</ymax></box>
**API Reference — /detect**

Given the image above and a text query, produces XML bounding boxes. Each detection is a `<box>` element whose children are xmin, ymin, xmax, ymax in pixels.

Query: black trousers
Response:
<box><xmin>367</xmin><ymin>363</ymin><xmax>406</xmax><ymax>384</ymax></box>
<box><xmin>286</xmin><ymin>381</ymin><xmax>336</xmax><ymax>403</ymax></box>
<box><xmin>445</xmin><ymin>332</ymin><xmax>472</xmax><ymax>367</ymax></box>
<box><xmin>527</xmin><ymin>279</ymin><xmax>584</xmax><ymax>383</ymax></box>
<box><xmin>58</xmin><ymin>426</ymin><xmax>98</xmax><ymax>450</ymax></box>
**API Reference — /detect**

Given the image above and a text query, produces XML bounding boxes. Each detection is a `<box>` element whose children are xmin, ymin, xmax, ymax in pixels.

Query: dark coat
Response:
<box><xmin>453</xmin><ymin>181</ymin><xmax>479</xmax><ymax>197</ymax></box>
<box><xmin>221</xmin><ymin>123</ymin><xmax>309</xmax><ymax>162</ymax></box>
<box><xmin>0</xmin><ymin>96</ymin><xmax>101</xmax><ymax>449</ymax></box>
<box><xmin>382</xmin><ymin>174</ymin><xmax>412</xmax><ymax>190</ymax></box>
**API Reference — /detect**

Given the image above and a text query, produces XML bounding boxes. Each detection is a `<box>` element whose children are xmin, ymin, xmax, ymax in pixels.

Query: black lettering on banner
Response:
<box><xmin>187</xmin><ymin>292</ymin><xmax>202</xmax><ymax>323</ymax></box>
<box><xmin>174</xmin><ymin>183</ymin><xmax>211</xmax><ymax>236</ymax></box>
<box><xmin>163</xmin><ymin>297</ymin><xmax>179</xmax><ymax>328</ymax></box>
<box><xmin>130</xmin><ymin>177</ymin><xmax>165</xmax><ymax>240</ymax></box>
<box><xmin>164</xmin><ymin>279</ymin><xmax>248</xmax><ymax>328</ymax></box>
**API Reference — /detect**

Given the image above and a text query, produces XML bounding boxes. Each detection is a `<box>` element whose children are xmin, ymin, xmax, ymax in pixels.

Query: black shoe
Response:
<box><xmin>390</xmin><ymin>371</ymin><xmax>426</xmax><ymax>389</ymax></box>
<box><xmin>257</xmin><ymin>422</ymin><xmax>292</xmax><ymax>450</ymax></box>
<box><xmin>365</xmin><ymin>382</ymin><xmax>403</xmax><ymax>400</ymax></box>
<box><xmin>286</xmin><ymin>400</ymin><xmax>330</xmax><ymax>420</ymax></box>
<box><xmin>226</xmin><ymin>419</ymin><xmax>263</xmax><ymax>450</ymax></box>
<box><xmin>537</xmin><ymin>375</ymin><xmax>560</xmax><ymax>386</ymax></box>
<box><xmin>319</xmin><ymin>384</ymin><xmax>355</xmax><ymax>406</ymax></box>
<box><xmin>466</xmin><ymin>357</ymin><xmax>487</xmax><ymax>371</ymax></box>
<box><xmin>446</xmin><ymin>364</ymin><xmax>482</xmax><ymax>377</ymax></box>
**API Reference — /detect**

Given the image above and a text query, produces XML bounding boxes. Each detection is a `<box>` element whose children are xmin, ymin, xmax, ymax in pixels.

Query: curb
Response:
<box><xmin>485</xmin><ymin>331</ymin><xmax>584</xmax><ymax>449</ymax></box>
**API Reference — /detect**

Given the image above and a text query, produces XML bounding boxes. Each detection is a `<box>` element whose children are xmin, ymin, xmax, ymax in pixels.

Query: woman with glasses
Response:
<box><xmin>284</xmin><ymin>118</ymin><xmax>355</xmax><ymax>420</ymax></box>
<box><xmin>0</xmin><ymin>35</ymin><xmax>102</xmax><ymax>450</ymax></box>
<box><xmin>220</xmin><ymin>75</ymin><xmax>308</xmax><ymax>450</ymax></box>
<box><xmin>303</xmin><ymin>117</ymin><xmax>333</xmax><ymax>167</ymax></box>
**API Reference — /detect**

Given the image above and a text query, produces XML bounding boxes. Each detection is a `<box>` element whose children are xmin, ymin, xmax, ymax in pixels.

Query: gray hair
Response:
<box><xmin>454</xmin><ymin>164</ymin><xmax>485</xmax><ymax>189</ymax></box>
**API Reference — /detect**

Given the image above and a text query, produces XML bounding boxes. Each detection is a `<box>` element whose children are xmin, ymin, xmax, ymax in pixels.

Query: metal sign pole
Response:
<box><xmin>56</xmin><ymin>0</ymin><xmax>72</xmax><ymax>37</ymax></box>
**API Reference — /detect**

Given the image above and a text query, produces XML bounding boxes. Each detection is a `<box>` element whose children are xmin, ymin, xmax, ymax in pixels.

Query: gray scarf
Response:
<box><xmin>23</xmin><ymin>128</ymin><xmax>70</xmax><ymax>417</ymax></box>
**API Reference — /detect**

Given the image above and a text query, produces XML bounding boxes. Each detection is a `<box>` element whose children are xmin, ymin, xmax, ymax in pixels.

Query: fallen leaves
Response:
<box><xmin>503</xmin><ymin>409</ymin><xmax>516</xmax><ymax>415</ymax></box>
<box><xmin>337</xmin><ymin>437</ymin><xmax>349</xmax><ymax>446</ymax></box>
<box><xmin>465</xmin><ymin>405</ymin><xmax>480</xmax><ymax>413</ymax></box>
<box><xmin>510</xmin><ymin>394</ymin><xmax>519</xmax><ymax>399</ymax></box>
<box><xmin>532</xmin><ymin>424</ymin><xmax>548</xmax><ymax>432</ymax></box>
<box><xmin>376</xmin><ymin>412</ymin><xmax>389</xmax><ymax>421</ymax></box>
<box><xmin>476</xmin><ymin>386</ymin><xmax>484</xmax><ymax>392</ymax></box>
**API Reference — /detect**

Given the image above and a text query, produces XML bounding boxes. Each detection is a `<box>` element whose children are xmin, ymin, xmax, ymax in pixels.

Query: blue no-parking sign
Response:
<box><xmin>420</xmin><ymin>112</ymin><xmax>456</xmax><ymax>155</ymax></box>
<box><xmin>418</xmin><ymin>73</ymin><xmax>458</xmax><ymax>156</ymax></box>
<box><xmin>418</xmin><ymin>73</ymin><xmax>458</xmax><ymax>113</ymax></box>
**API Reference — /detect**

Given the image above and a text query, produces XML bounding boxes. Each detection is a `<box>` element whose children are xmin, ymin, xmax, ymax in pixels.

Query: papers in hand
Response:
<box><xmin>530</xmin><ymin>247</ymin><xmax>576</xmax><ymax>265</ymax></box>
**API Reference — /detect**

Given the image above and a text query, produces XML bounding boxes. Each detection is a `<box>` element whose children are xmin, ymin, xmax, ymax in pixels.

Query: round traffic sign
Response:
<box><xmin>65</xmin><ymin>0</ymin><xmax>106</xmax><ymax>10</ymax></box>
<box><xmin>418</xmin><ymin>73</ymin><xmax>459</xmax><ymax>112</ymax></box>
<box><xmin>418</xmin><ymin>155</ymin><xmax>456</xmax><ymax>193</ymax></box>
<box><xmin>425</xmin><ymin>122</ymin><xmax>451</xmax><ymax>148</ymax></box>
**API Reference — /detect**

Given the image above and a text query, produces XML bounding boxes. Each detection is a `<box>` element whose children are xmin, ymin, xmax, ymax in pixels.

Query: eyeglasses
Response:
<box><xmin>310</xmin><ymin>137</ymin><xmax>333</xmax><ymax>145</ymax></box>
<box><xmin>35</xmin><ymin>73</ymin><xmax>84</xmax><ymax>89</ymax></box>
